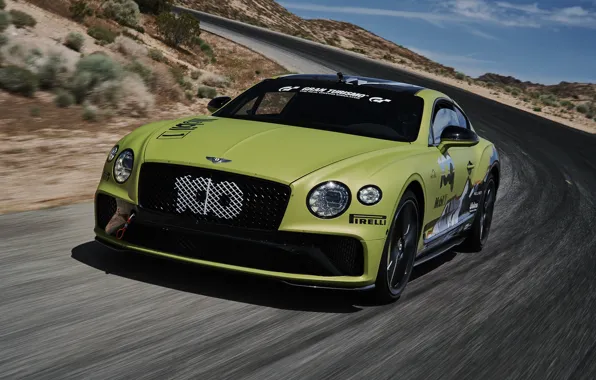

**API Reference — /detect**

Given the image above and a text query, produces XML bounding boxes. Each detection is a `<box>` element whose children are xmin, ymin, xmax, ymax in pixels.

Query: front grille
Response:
<box><xmin>121</xmin><ymin>222</ymin><xmax>364</xmax><ymax>277</ymax></box>
<box><xmin>138</xmin><ymin>163</ymin><xmax>291</xmax><ymax>231</ymax></box>
<box><xmin>96</xmin><ymin>193</ymin><xmax>117</xmax><ymax>230</ymax></box>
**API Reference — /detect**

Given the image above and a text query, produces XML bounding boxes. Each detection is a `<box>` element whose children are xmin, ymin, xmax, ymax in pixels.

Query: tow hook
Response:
<box><xmin>116</xmin><ymin>212</ymin><xmax>136</xmax><ymax>240</ymax></box>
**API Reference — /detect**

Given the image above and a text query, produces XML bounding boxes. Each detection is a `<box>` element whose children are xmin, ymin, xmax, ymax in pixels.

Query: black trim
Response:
<box><xmin>306</xmin><ymin>181</ymin><xmax>352</xmax><ymax>219</ymax></box>
<box><xmin>105</xmin><ymin>206</ymin><xmax>365</xmax><ymax>277</ymax></box>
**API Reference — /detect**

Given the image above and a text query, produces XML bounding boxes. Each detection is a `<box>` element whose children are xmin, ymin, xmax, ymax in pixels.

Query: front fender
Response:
<box><xmin>279</xmin><ymin>147</ymin><xmax>428</xmax><ymax>242</ymax></box>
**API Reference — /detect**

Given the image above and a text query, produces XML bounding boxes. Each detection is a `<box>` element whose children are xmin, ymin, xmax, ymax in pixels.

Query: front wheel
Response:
<box><xmin>371</xmin><ymin>190</ymin><xmax>420</xmax><ymax>304</ymax></box>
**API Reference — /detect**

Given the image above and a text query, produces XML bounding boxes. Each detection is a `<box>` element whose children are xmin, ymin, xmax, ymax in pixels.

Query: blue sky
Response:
<box><xmin>277</xmin><ymin>0</ymin><xmax>596</xmax><ymax>85</ymax></box>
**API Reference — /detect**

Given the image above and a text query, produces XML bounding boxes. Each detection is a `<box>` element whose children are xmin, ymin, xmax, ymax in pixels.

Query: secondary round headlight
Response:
<box><xmin>358</xmin><ymin>185</ymin><xmax>382</xmax><ymax>205</ymax></box>
<box><xmin>114</xmin><ymin>150</ymin><xmax>134</xmax><ymax>183</ymax></box>
<box><xmin>307</xmin><ymin>181</ymin><xmax>351</xmax><ymax>218</ymax></box>
<box><xmin>107</xmin><ymin>145</ymin><xmax>119</xmax><ymax>162</ymax></box>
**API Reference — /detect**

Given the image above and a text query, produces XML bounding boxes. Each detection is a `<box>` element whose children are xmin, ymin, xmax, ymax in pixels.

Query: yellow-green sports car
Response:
<box><xmin>94</xmin><ymin>73</ymin><xmax>500</xmax><ymax>303</ymax></box>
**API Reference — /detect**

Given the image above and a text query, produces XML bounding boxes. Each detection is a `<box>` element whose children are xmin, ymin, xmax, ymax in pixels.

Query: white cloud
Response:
<box><xmin>279</xmin><ymin>1</ymin><xmax>596</xmax><ymax>29</ymax></box>
<box><xmin>407</xmin><ymin>46</ymin><xmax>496</xmax><ymax>65</ymax></box>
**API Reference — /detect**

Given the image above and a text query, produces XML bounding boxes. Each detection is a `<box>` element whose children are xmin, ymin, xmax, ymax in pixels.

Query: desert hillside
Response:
<box><xmin>0</xmin><ymin>0</ymin><xmax>287</xmax><ymax>213</ymax></box>
<box><xmin>179</xmin><ymin>0</ymin><xmax>596</xmax><ymax>131</ymax></box>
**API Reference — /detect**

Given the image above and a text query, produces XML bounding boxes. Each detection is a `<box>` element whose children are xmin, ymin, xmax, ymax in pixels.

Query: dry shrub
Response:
<box><xmin>150</xmin><ymin>62</ymin><xmax>182</xmax><ymax>102</ymax></box>
<box><xmin>200</xmin><ymin>71</ymin><xmax>229</xmax><ymax>88</ymax></box>
<box><xmin>111</xmin><ymin>35</ymin><xmax>147</xmax><ymax>57</ymax></box>
<box><xmin>88</xmin><ymin>72</ymin><xmax>154</xmax><ymax>117</ymax></box>
<box><xmin>23</xmin><ymin>0</ymin><xmax>72</xmax><ymax>19</ymax></box>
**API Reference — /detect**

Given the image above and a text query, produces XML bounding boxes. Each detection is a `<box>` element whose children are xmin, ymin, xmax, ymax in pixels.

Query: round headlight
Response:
<box><xmin>114</xmin><ymin>150</ymin><xmax>134</xmax><ymax>183</ymax></box>
<box><xmin>307</xmin><ymin>181</ymin><xmax>351</xmax><ymax>218</ymax></box>
<box><xmin>107</xmin><ymin>145</ymin><xmax>119</xmax><ymax>162</ymax></box>
<box><xmin>358</xmin><ymin>185</ymin><xmax>382</xmax><ymax>205</ymax></box>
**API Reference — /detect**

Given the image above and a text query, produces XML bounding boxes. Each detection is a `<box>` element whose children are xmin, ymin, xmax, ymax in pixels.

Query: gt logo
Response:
<box><xmin>279</xmin><ymin>86</ymin><xmax>300</xmax><ymax>92</ymax></box>
<box><xmin>369</xmin><ymin>97</ymin><xmax>391</xmax><ymax>103</ymax></box>
<box><xmin>174</xmin><ymin>175</ymin><xmax>244</xmax><ymax>219</ymax></box>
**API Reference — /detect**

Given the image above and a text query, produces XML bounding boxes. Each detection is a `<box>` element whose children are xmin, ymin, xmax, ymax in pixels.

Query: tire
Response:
<box><xmin>371</xmin><ymin>189</ymin><xmax>420</xmax><ymax>304</ymax></box>
<box><xmin>461</xmin><ymin>173</ymin><xmax>497</xmax><ymax>252</ymax></box>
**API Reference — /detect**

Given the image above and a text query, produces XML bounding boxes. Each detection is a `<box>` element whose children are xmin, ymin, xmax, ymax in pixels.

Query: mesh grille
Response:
<box><xmin>138</xmin><ymin>163</ymin><xmax>291</xmax><ymax>231</ymax></box>
<box><xmin>96</xmin><ymin>193</ymin><xmax>117</xmax><ymax>230</ymax></box>
<box><xmin>121</xmin><ymin>223</ymin><xmax>364</xmax><ymax>277</ymax></box>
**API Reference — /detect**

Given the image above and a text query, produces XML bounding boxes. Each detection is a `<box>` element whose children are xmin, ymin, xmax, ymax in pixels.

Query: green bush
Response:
<box><xmin>455</xmin><ymin>72</ymin><xmax>465</xmax><ymax>80</ymax></box>
<box><xmin>197</xmin><ymin>85</ymin><xmax>216</xmax><ymax>99</ymax></box>
<box><xmin>70</xmin><ymin>0</ymin><xmax>93</xmax><ymax>22</ymax></box>
<box><xmin>533</xmin><ymin>107</ymin><xmax>542</xmax><ymax>112</ymax></box>
<box><xmin>70</xmin><ymin>54</ymin><xmax>123</xmax><ymax>102</ymax></box>
<box><xmin>87</xmin><ymin>26</ymin><xmax>118</xmax><ymax>44</ymax></box>
<box><xmin>0</xmin><ymin>33</ymin><xmax>8</xmax><ymax>47</ymax></box>
<box><xmin>191</xmin><ymin>70</ymin><xmax>200</xmax><ymax>80</ymax></box>
<box><xmin>0</xmin><ymin>0</ymin><xmax>5</xmax><ymax>10</ymax></box>
<box><xmin>136</xmin><ymin>0</ymin><xmax>172</xmax><ymax>15</ymax></box>
<box><xmin>54</xmin><ymin>89</ymin><xmax>75</xmax><ymax>108</ymax></box>
<box><xmin>101</xmin><ymin>0</ymin><xmax>140</xmax><ymax>27</ymax></box>
<box><xmin>0</xmin><ymin>11</ymin><xmax>10</xmax><ymax>32</ymax></box>
<box><xmin>83</xmin><ymin>105</ymin><xmax>98</xmax><ymax>121</ymax></box>
<box><xmin>9</xmin><ymin>10</ymin><xmax>37</xmax><ymax>28</ymax></box>
<box><xmin>38</xmin><ymin>53</ymin><xmax>67</xmax><ymax>90</ymax></box>
<box><xmin>156</xmin><ymin>12</ymin><xmax>201</xmax><ymax>47</ymax></box>
<box><xmin>511</xmin><ymin>89</ymin><xmax>520</xmax><ymax>96</ymax></box>
<box><xmin>169</xmin><ymin>66</ymin><xmax>185</xmax><ymax>86</ymax></box>
<box><xmin>64</xmin><ymin>32</ymin><xmax>85</xmax><ymax>52</ymax></box>
<box><xmin>586</xmin><ymin>113</ymin><xmax>594</xmax><ymax>119</ymax></box>
<box><xmin>0</xmin><ymin>65</ymin><xmax>39</xmax><ymax>97</ymax></box>
<box><xmin>147</xmin><ymin>48</ymin><xmax>164</xmax><ymax>62</ymax></box>
<box><xmin>560</xmin><ymin>100</ymin><xmax>574</xmax><ymax>110</ymax></box>
<box><xmin>577</xmin><ymin>104</ymin><xmax>588</xmax><ymax>113</ymax></box>
<box><xmin>125</xmin><ymin>60</ymin><xmax>154</xmax><ymax>88</ymax></box>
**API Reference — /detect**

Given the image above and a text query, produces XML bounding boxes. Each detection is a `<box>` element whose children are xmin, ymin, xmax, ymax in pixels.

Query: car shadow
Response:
<box><xmin>410</xmin><ymin>249</ymin><xmax>458</xmax><ymax>282</ymax></box>
<box><xmin>72</xmin><ymin>241</ymin><xmax>369</xmax><ymax>313</ymax></box>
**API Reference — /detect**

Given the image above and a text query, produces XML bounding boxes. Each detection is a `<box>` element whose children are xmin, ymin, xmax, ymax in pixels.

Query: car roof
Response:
<box><xmin>272</xmin><ymin>73</ymin><xmax>430</xmax><ymax>95</ymax></box>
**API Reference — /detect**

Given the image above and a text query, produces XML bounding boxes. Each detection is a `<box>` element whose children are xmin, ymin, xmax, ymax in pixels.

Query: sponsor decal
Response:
<box><xmin>438</xmin><ymin>153</ymin><xmax>455</xmax><ymax>191</ymax></box>
<box><xmin>464</xmin><ymin>223</ymin><xmax>472</xmax><ymax>230</ymax></box>
<box><xmin>300</xmin><ymin>86</ymin><xmax>369</xmax><ymax>99</ymax></box>
<box><xmin>434</xmin><ymin>194</ymin><xmax>448</xmax><ymax>208</ymax></box>
<box><xmin>157</xmin><ymin>118</ymin><xmax>215</xmax><ymax>139</ymax></box>
<box><xmin>369</xmin><ymin>97</ymin><xmax>391</xmax><ymax>103</ymax></box>
<box><xmin>279</xmin><ymin>86</ymin><xmax>300</xmax><ymax>92</ymax></box>
<box><xmin>469</xmin><ymin>202</ymin><xmax>479</xmax><ymax>212</ymax></box>
<box><xmin>174</xmin><ymin>175</ymin><xmax>244</xmax><ymax>219</ymax></box>
<box><xmin>349</xmin><ymin>214</ymin><xmax>387</xmax><ymax>225</ymax></box>
<box><xmin>430</xmin><ymin>169</ymin><xmax>437</xmax><ymax>179</ymax></box>
<box><xmin>102</xmin><ymin>170</ymin><xmax>111</xmax><ymax>181</ymax></box>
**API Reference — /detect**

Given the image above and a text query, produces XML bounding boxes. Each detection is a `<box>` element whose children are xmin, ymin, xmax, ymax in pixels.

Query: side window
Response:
<box><xmin>431</xmin><ymin>104</ymin><xmax>459</xmax><ymax>144</ymax></box>
<box><xmin>454</xmin><ymin>106</ymin><xmax>469</xmax><ymax>129</ymax></box>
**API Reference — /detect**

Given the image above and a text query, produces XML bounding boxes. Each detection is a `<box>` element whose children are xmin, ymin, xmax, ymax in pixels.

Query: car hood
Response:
<box><xmin>142</xmin><ymin>116</ymin><xmax>402</xmax><ymax>184</ymax></box>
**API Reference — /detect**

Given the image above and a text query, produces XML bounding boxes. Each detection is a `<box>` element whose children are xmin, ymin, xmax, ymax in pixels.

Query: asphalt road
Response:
<box><xmin>2</xmin><ymin>9</ymin><xmax>596</xmax><ymax>380</ymax></box>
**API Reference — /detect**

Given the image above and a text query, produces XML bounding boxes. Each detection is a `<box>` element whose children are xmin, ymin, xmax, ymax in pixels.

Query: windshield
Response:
<box><xmin>213</xmin><ymin>78</ymin><xmax>424</xmax><ymax>142</ymax></box>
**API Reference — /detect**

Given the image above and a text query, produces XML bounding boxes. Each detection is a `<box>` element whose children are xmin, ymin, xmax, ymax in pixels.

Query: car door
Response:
<box><xmin>423</xmin><ymin>99</ymin><xmax>478</xmax><ymax>244</ymax></box>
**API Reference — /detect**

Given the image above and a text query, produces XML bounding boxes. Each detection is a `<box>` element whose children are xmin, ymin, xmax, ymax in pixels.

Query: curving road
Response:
<box><xmin>2</xmin><ymin>9</ymin><xmax>596</xmax><ymax>380</ymax></box>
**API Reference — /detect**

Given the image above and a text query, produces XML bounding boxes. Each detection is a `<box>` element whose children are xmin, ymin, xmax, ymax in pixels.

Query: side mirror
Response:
<box><xmin>207</xmin><ymin>96</ymin><xmax>232</xmax><ymax>113</ymax></box>
<box><xmin>439</xmin><ymin>125</ymin><xmax>479</xmax><ymax>150</ymax></box>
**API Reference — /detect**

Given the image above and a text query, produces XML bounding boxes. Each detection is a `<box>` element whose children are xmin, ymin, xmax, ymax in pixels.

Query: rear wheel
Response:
<box><xmin>461</xmin><ymin>173</ymin><xmax>496</xmax><ymax>252</ymax></box>
<box><xmin>371</xmin><ymin>190</ymin><xmax>420</xmax><ymax>304</ymax></box>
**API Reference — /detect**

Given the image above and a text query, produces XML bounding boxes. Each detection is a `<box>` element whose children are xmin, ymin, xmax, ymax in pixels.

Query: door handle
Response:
<box><xmin>467</xmin><ymin>161</ymin><xmax>475</xmax><ymax>169</ymax></box>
